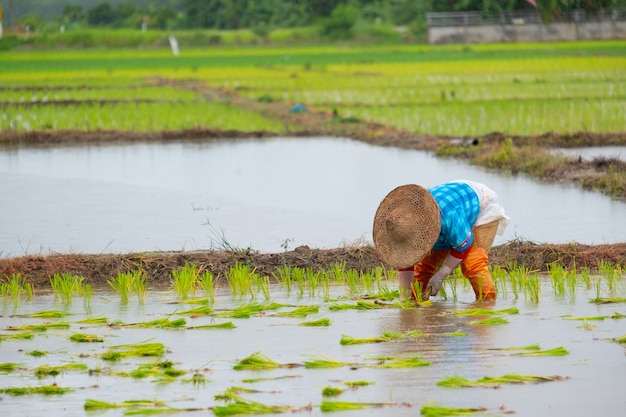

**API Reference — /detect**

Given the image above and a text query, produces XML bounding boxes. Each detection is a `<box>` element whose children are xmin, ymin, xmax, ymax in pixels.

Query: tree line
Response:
<box><xmin>7</xmin><ymin>0</ymin><xmax>624</xmax><ymax>35</ymax></box>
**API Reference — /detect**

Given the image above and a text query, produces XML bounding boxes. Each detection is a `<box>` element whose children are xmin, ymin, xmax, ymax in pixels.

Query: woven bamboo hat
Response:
<box><xmin>372</xmin><ymin>184</ymin><xmax>441</xmax><ymax>269</ymax></box>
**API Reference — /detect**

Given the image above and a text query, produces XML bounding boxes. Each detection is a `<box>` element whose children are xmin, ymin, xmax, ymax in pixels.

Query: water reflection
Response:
<box><xmin>550</xmin><ymin>146</ymin><xmax>626</xmax><ymax>161</ymax></box>
<box><xmin>1</xmin><ymin>137</ymin><xmax>625</xmax><ymax>257</ymax></box>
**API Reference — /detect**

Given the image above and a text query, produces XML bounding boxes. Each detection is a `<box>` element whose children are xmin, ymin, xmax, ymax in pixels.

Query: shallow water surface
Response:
<box><xmin>2</xmin><ymin>137</ymin><xmax>626</xmax><ymax>257</ymax></box>
<box><xmin>551</xmin><ymin>146</ymin><xmax>626</xmax><ymax>161</ymax></box>
<box><xmin>0</xmin><ymin>278</ymin><xmax>624</xmax><ymax>417</ymax></box>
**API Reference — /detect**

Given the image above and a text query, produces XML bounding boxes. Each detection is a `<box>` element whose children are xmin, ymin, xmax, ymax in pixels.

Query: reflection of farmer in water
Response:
<box><xmin>373</xmin><ymin>180</ymin><xmax>510</xmax><ymax>302</ymax></box>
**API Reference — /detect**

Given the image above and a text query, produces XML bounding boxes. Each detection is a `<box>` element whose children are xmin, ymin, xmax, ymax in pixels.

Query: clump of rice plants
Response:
<box><xmin>344</xmin><ymin>380</ymin><xmax>375</xmax><ymax>388</ymax></box>
<box><xmin>171</xmin><ymin>263</ymin><xmax>202</xmax><ymax>300</ymax></box>
<box><xmin>468</xmin><ymin>317</ymin><xmax>509</xmax><ymax>326</ymax></box>
<box><xmin>299</xmin><ymin>317</ymin><xmax>331</xmax><ymax>326</ymax></box>
<box><xmin>233</xmin><ymin>352</ymin><xmax>301</xmax><ymax>370</ymax></box>
<box><xmin>5</xmin><ymin>322</ymin><xmax>71</xmax><ymax>332</ymax></box>
<box><xmin>511</xmin><ymin>346</ymin><xmax>569</xmax><ymax>356</ymax></box>
<box><xmin>2</xmin><ymin>385</ymin><xmax>73</xmax><ymax>396</ymax></box>
<box><xmin>589</xmin><ymin>296</ymin><xmax>626</xmax><ymax>304</ymax></box>
<box><xmin>34</xmin><ymin>363</ymin><xmax>88</xmax><ymax>378</ymax></box>
<box><xmin>0</xmin><ymin>362</ymin><xmax>22</xmax><ymax>373</ymax></box>
<box><xmin>1</xmin><ymin>273</ymin><xmax>34</xmax><ymax>305</ymax></box>
<box><xmin>198</xmin><ymin>270</ymin><xmax>217</xmax><ymax>305</ymax></box>
<box><xmin>320</xmin><ymin>400</ymin><xmax>409</xmax><ymax>413</ymax></box>
<box><xmin>25</xmin><ymin>350</ymin><xmax>48</xmax><ymax>357</ymax></box>
<box><xmin>213</xmin><ymin>394</ymin><xmax>306</xmax><ymax>416</ymax></box>
<box><xmin>50</xmin><ymin>272</ymin><xmax>91</xmax><ymax>306</ymax></box>
<box><xmin>0</xmin><ymin>331</ymin><xmax>34</xmax><ymax>341</ymax></box>
<box><xmin>452</xmin><ymin>307</ymin><xmax>519</xmax><ymax>316</ymax></box>
<box><xmin>242</xmin><ymin>375</ymin><xmax>301</xmax><ymax>383</ymax></box>
<box><xmin>420</xmin><ymin>404</ymin><xmax>487</xmax><ymax>416</ymax></box>
<box><xmin>187</xmin><ymin>321</ymin><xmax>236</xmax><ymax>330</ymax></box>
<box><xmin>614</xmin><ymin>334</ymin><xmax>626</xmax><ymax>344</ymax></box>
<box><xmin>69</xmin><ymin>332</ymin><xmax>104</xmax><ymax>343</ymax></box>
<box><xmin>16</xmin><ymin>310</ymin><xmax>73</xmax><ymax>319</ymax></box>
<box><xmin>75</xmin><ymin>315</ymin><xmax>108</xmax><ymax>325</ymax></box>
<box><xmin>271</xmin><ymin>305</ymin><xmax>319</xmax><ymax>318</ymax></box>
<box><xmin>214</xmin><ymin>301</ymin><xmax>290</xmax><ymax>319</ymax></box>
<box><xmin>101</xmin><ymin>341</ymin><xmax>166</xmax><ymax>361</ymax></box>
<box><xmin>107</xmin><ymin>270</ymin><xmax>147</xmax><ymax>304</ymax></box>
<box><xmin>437</xmin><ymin>373</ymin><xmax>568</xmax><ymax>388</ymax></box>
<box><xmin>370</xmin><ymin>356</ymin><xmax>430</xmax><ymax>368</ymax></box>
<box><xmin>340</xmin><ymin>330</ymin><xmax>425</xmax><ymax>345</ymax></box>
<box><xmin>303</xmin><ymin>356</ymin><xmax>350</xmax><ymax>369</ymax></box>
<box><xmin>488</xmin><ymin>343</ymin><xmax>541</xmax><ymax>351</ymax></box>
<box><xmin>322</xmin><ymin>386</ymin><xmax>344</xmax><ymax>397</ymax></box>
<box><xmin>118</xmin><ymin>360</ymin><xmax>187</xmax><ymax>381</ymax></box>
<box><xmin>111</xmin><ymin>317</ymin><xmax>186</xmax><ymax>329</ymax></box>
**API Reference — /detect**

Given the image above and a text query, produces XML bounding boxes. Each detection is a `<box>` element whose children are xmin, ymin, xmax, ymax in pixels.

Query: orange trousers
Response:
<box><xmin>413</xmin><ymin>221</ymin><xmax>499</xmax><ymax>301</ymax></box>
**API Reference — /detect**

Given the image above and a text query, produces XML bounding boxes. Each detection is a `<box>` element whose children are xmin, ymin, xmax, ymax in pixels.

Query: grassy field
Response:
<box><xmin>1</xmin><ymin>40</ymin><xmax>625</xmax><ymax>135</ymax></box>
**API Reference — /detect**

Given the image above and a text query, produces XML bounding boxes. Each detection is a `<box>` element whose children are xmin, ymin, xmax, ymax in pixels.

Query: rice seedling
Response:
<box><xmin>233</xmin><ymin>352</ymin><xmax>301</xmax><ymax>370</ymax></box>
<box><xmin>437</xmin><ymin>373</ymin><xmax>568</xmax><ymax>388</ymax></box>
<box><xmin>420</xmin><ymin>404</ymin><xmax>487</xmax><ymax>416</ymax></box>
<box><xmin>511</xmin><ymin>346</ymin><xmax>569</xmax><ymax>356</ymax></box>
<box><xmin>305</xmin><ymin>355</ymin><xmax>355</xmax><ymax>369</ymax></box>
<box><xmin>75</xmin><ymin>315</ymin><xmax>108</xmax><ymax>325</ymax></box>
<box><xmin>69</xmin><ymin>332</ymin><xmax>104</xmax><ymax>343</ymax></box>
<box><xmin>562</xmin><ymin>312</ymin><xmax>625</xmax><ymax>321</ymax></box>
<box><xmin>344</xmin><ymin>380</ymin><xmax>375</xmax><ymax>388</ymax></box>
<box><xmin>101</xmin><ymin>341</ymin><xmax>166</xmax><ymax>361</ymax></box>
<box><xmin>181</xmin><ymin>369</ymin><xmax>209</xmax><ymax>386</ymax></box>
<box><xmin>322</xmin><ymin>386</ymin><xmax>344</xmax><ymax>397</ymax></box>
<box><xmin>5</xmin><ymin>322</ymin><xmax>71</xmax><ymax>332</ymax></box>
<box><xmin>549</xmin><ymin>263</ymin><xmax>568</xmax><ymax>297</ymax></box>
<box><xmin>1</xmin><ymin>273</ymin><xmax>34</xmax><ymax>305</ymax></box>
<box><xmin>467</xmin><ymin>317</ymin><xmax>509</xmax><ymax>326</ymax></box>
<box><xmin>197</xmin><ymin>270</ymin><xmax>216</xmax><ymax>304</ymax></box>
<box><xmin>443</xmin><ymin>330</ymin><xmax>469</xmax><ymax>337</ymax></box>
<box><xmin>371</xmin><ymin>356</ymin><xmax>431</xmax><ymax>368</ymax></box>
<box><xmin>213</xmin><ymin>394</ymin><xmax>305</xmax><ymax>416</ymax></box>
<box><xmin>16</xmin><ymin>309</ymin><xmax>73</xmax><ymax>319</ymax></box>
<box><xmin>589</xmin><ymin>296</ymin><xmax>626</xmax><ymax>304</ymax></box>
<box><xmin>599</xmin><ymin>260</ymin><xmax>624</xmax><ymax>293</ymax></box>
<box><xmin>0</xmin><ymin>331</ymin><xmax>34</xmax><ymax>341</ymax></box>
<box><xmin>187</xmin><ymin>321</ymin><xmax>236</xmax><ymax>330</ymax></box>
<box><xmin>452</xmin><ymin>307</ymin><xmax>519</xmax><ymax>316</ymax></box>
<box><xmin>108</xmin><ymin>270</ymin><xmax>146</xmax><ymax>304</ymax></box>
<box><xmin>112</xmin><ymin>317</ymin><xmax>187</xmax><ymax>329</ymax></box>
<box><xmin>226</xmin><ymin>261</ymin><xmax>255</xmax><ymax>298</ymax></box>
<box><xmin>34</xmin><ymin>363</ymin><xmax>88</xmax><ymax>378</ymax></box>
<box><xmin>614</xmin><ymin>334</ymin><xmax>626</xmax><ymax>344</ymax></box>
<box><xmin>271</xmin><ymin>305</ymin><xmax>319</xmax><ymax>318</ymax></box>
<box><xmin>171</xmin><ymin>263</ymin><xmax>201</xmax><ymax>300</ymax></box>
<box><xmin>26</xmin><ymin>350</ymin><xmax>48</xmax><ymax>357</ymax></box>
<box><xmin>320</xmin><ymin>400</ymin><xmax>406</xmax><ymax>412</ymax></box>
<box><xmin>50</xmin><ymin>272</ymin><xmax>89</xmax><ymax>305</ymax></box>
<box><xmin>328</xmin><ymin>300</ymin><xmax>388</xmax><ymax>311</ymax></box>
<box><xmin>1</xmin><ymin>385</ymin><xmax>74</xmax><ymax>396</ymax></box>
<box><xmin>178</xmin><ymin>305</ymin><xmax>214</xmax><ymax>316</ymax></box>
<box><xmin>242</xmin><ymin>375</ymin><xmax>301</xmax><ymax>383</ymax></box>
<box><xmin>340</xmin><ymin>329</ymin><xmax>425</xmax><ymax>345</ymax></box>
<box><xmin>299</xmin><ymin>318</ymin><xmax>331</xmax><ymax>326</ymax></box>
<box><xmin>272</xmin><ymin>264</ymin><xmax>294</xmax><ymax>293</ymax></box>
<box><xmin>488</xmin><ymin>343</ymin><xmax>541</xmax><ymax>351</ymax></box>
<box><xmin>0</xmin><ymin>362</ymin><xmax>22</xmax><ymax>373</ymax></box>
<box><xmin>214</xmin><ymin>301</ymin><xmax>290</xmax><ymax>319</ymax></box>
<box><xmin>123</xmin><ymin>360</ymin><xmax>187</xmax><ymax>381</ymax></box>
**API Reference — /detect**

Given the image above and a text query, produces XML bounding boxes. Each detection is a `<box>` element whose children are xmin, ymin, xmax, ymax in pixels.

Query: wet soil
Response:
<box><xmin>1</xmin><ymin>79</ymin><xmax>625</xmax><ymax>283</ymax></box>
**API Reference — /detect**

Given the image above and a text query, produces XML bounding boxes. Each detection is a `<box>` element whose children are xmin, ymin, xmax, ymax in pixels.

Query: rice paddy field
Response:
<box><xmin>1</xmin><ymin>40</ymin><xmax>625</xmax><ymax>136</ymax></box>
<box><xmin>1</xmin><ymin>262</ymin><xmax>625</xmax><ymax>416</ymax></box>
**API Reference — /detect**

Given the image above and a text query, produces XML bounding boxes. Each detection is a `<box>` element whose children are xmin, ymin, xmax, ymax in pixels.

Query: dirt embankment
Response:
<box><xmin>2</xmin><ymin>241</ymin><xmax>626</xmax><ymax>290</ymax></box>
<box><xmin>1</xmin><ymin>79</ymin><xmax>625</xmax><ymax>284</ymax></box>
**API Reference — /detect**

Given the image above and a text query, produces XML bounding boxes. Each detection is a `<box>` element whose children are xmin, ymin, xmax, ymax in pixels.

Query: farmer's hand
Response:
<box><xmin>425</xmin><ymin>270</ymin><xmax>446</xmax><ymax>297</ymax></box>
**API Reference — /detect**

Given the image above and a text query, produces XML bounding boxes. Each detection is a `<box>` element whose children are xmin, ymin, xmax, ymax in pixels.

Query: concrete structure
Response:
<box><xmin>427</xmin><ymin>9</ymin><xmax>626</xmax><ymax>44</ymax></box>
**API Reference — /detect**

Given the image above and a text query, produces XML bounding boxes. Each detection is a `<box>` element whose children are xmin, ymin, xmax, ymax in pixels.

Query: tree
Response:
<box><xmin>61</xmin><ymin>4</ymin><xmax>84</xmax><ymax>26</ymax></box>
<box><xmin>87</xmin><ymin>2</ymin><xmax>116</xmax><ymax>26</ymax></box>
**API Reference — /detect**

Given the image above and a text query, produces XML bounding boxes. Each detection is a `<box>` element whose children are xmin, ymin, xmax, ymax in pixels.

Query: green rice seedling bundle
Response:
<box><xmin>75</xmin><ymin>315</ymin><xmax>108</xmax><ymax>325</ymax></box>
<box><xmin>614</xmin><ymin>334</ymin><xmax>626</xmax><ymax>344</ymax></box>
<box><xmin>420</xmin><ymin>404</ymin><xmax>487</xmax><ymax>416</ymax></box>
<box><xmin>468</xmin><ymin>317</ymin><xmax>509</xmax><ymax>326</ymax></box>
<box><xmin>101</xmin><ymin>341</ymin><xmax>166</xmax><ymax>361</ymax></box>
<box><xmin>178</xmin><ymin>305</ymin><xmax>214</xmax><ymax>316</ymax></box>
<box><xmin>340</xmin><ymin>329</ymin><xmax>425</xmax><ymax>345</ymax></box>
<box><xmin>561</xmin><ymin>312</ymin><xmax>625</xmax><ymax>321</ymax></box>
<box><xmin>50</xmin><ymin>272</ymin><xmax>89</xmax><ymax>305</ymax></box>
<box><xmin>26</xmin><ymin>350</ymin><xmax>48</xmax><ymax>357</ymax></box>
<box><xmin>322</xmin><ymin>386</ymin><xmax>344</xmax><ymax>397</ymax></box>
<box><xmin>452</xmin><ymin>307</ymin><xmax>519</xmax><ymax>316</ymax></box>
<box><xmin>0</xmin><ymin>362</ymin><xmax>21</xmax><ymax>373</ymax></box>
<box><xmin>233</xmin><ymin>352</ymin><xmax>300</xmax><ymax>371</ymax></box>
<box><xmin>271</xmin><ymin>305</ymin><xmax>319</xmax><ymax>318</ymax></box>
<box><xmin>69</xmin><ymin>332</ymin><xmax>104</xmax><ymax>343</ymax></box>
<box><xmin>214</xmin><ymin>301</ymin><xmax>290</xmax><ymax>319</ymax></box>
<box><xmin>437</xmin><ymin>373</ymin><xmax>568</xmax><ymax>388</ymax></box>
<box><xmin>198</xmin><ymin>270</ymin><xmax>216</xmax><ymax>304</ymax></box>
<box><xmin>125</xmin><ymin>360</ymin><xmax>187</xmax><ymax>381</ymax></box>
<box><xmin>1</xmin><ymin>273</ymin><xmax>34</xmax><ymax>305</ymax></box>
<box><xmin>371</xmin><ymin>356</ymin><xmax>430</xmax><ymax>368</ymax></box>
<box><xmin>0</xmin><ymin>331</ymin><xmax>34</xmax><ymax>341</ymax></box>
<box><xmin>171</xmin><ymin>263</ymin><xmax>201</xmax><ymax>300</ymax></box>
<box><xmin>589</xmin><ymin>297</ymin><xmax>626</xmax><ymax>304</ymax></box>
<box><xmin>2</xmin><ymin>385</ymin><xmax>73</xmax><ymax>396</ymax></box>
<box><xmin>299</xmin><ymin>318</ymin><xmax>331</xmax><ymax>326</ymax></box>
<box><xmin>488</xmin><ymin>343</ymin><xmax>541</xmax><ymax>351</ymax></box>
<box><xmin>34</xmin><ymin>363</ymin><xmax>88</xmax><ymax>378</ymax></box>
<box><xmin>5</xmin><ymin>322</ymin><xmax>71</xmax><ymax>332</ymax></box>
<box><xmin>226</xmin><ymin>261</ymin><xmax>255</xmax><ymax>298</ymax></box>
<box><xmin>511</xmin><ymin>346</ymin><xmax>569</xmax><ymax>356</ymax></box>
<box><xmin>213</xmin><ymin>394</ymin><xmax>303</xmax><ymax>416</ymax></box>
<box><xmin>113</xmin><ymin>317</ymin><xmax>187</xmax><ymax>329</ymax></box>
<box><xmin>242</xmin><ymin>375</ymin><xmax>301</xmax><ymax>383</ymax></box>
<box><xmin>320</xmin><ymin>400</ymin><xmax>406</xmax><ymax>413</ymax></box>
<box><xmin>344</xmin><ymin>380</ymin><xmax>375</xmax><ymax>388</ymax></box>
<box><xmin>443</xmin><ymin>330</ymin><xmax>469</xmax><ymax>337</ymax></box>
<box><xmin>16</xmin><ymin>310</ymin><xmax>73</xmax><ymax>319</ymax></box>
<box><xmin>187</xmin><ymin>321</ymin><xmax>236</xmax><ymax>330</ymax></box>
<box><xmin>303</xmin><ymin>356</ymin><xmax>350</xmax><ymax>369</ymax></box>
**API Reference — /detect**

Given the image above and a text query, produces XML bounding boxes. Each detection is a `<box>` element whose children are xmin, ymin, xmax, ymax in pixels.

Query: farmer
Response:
<box><xmin>372</xmin><ymin>180</ymin><xmax>509</xmax><ymax>301</ymax></box>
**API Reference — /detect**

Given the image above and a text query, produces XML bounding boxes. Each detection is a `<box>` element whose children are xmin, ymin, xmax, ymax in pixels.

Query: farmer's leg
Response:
<box><xmin>413</xmin><ymin>250</ymin><xmax>449</xmax><ymax>297</ymax></box>
<box><xmin>461</xmin><ymin>221</ymin><xmax>499</xmax><ymax>301</ymax></box>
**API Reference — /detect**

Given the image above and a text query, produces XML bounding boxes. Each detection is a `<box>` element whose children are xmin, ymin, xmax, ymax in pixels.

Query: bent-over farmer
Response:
<box><xmin>373</xmin><ymin>180</ymin><xmax>510</xmax><ymax>301</ymax></box>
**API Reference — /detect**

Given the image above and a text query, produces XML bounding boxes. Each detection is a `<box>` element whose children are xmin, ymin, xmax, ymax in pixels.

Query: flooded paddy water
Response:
<box><xmin>1</xmin><ymin>137</ymin><xmax>625</xmax><ymax>416</ymax></box>
<box><xmin>0</xmin><ymin>274</ymin><xmax>625</xmax><ymax>417</ymax></box>
<box><xmin>2</xmin><ymin>137</ymin><xmax>626</xmax><ymax>258</ymax></box>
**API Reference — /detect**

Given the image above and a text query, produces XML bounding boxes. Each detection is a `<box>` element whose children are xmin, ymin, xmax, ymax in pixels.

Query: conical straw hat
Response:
<box><xmin>372</xmin><ymin>184</ymin><xmax>441</xmax><ymax>269</ymax></box>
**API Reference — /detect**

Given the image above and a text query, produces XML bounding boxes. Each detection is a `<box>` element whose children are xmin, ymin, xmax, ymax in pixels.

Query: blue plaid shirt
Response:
<box><xmin>429</xmin><ymin>181</ymin><xmax>480</xmax><ymax>253</ymax></box>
